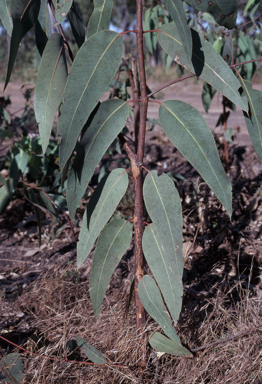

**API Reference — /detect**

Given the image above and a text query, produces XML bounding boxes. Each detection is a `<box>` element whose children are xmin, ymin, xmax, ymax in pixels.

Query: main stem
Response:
<box><xmin>133</xmin><ymin>0</ymin><xmax>148</xmax><ymax>332</ymax></box>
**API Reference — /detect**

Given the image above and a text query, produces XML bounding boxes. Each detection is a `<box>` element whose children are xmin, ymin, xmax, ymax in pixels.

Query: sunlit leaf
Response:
<box><xmin>76</xmin><ymin>336</ymin><xmax>106</xmax><ymax>365</ymax></box>
<box><xmin>53</xmin><ymin>0</ymin><xmax>73</xmax><ymax>24</ymax></box>
<box><xmin>86</xmin><ymin>0</ymin><xmax>113</xmax><ymax>39</ymax></box>
<box><xmin>157</xmin><ymin>23</ymin><xmax>247</xmax><ymax>112</ymax></box>
<box><xmin>159</xmin><ymin>100</ymin><xmax>232</xmax><ymax>216</ymax></box>
<box><xmin>149</xmin><ymin>332</ymin><xmax>192</xmax><ymax>357</ymax></box>
<box><xmin>0</xmin><ymin>353</ymin><xmax>25</xmax><ymax>384</ymax></box>
<box><xmin>35</xmin><ymin>33</ymin><xmax>68</xmax><ymax>154</ymax></box>
<box><xmin>90</xmin><ymin>219</ymin><xmax>132</xmax><ymax>318</ymax></box>
<box><xmin>240</xmin><ymin>78</ymin><xmax>262</xmax><ymax>163</ymax></box>
<box><xmin>165</xmin><ymin>0</ymin><xmax>192</xmax><ymax>59</ymax></box>
<box><xmin>58</xmin><ymin>30</ymin><xmax>123</xmax><ymax>172</ymax></box>
<box><xmin>185</xmin><ymin>0</ymin><xmax>237</xmax><ymax>29</ymax></box>
<box><xmin>68</xmin><ymin>2</ymin><xmax>85</xmax><ymax>48</ymax></box>
<box><xmin>138</xmin><ymin>275</ymin><xmax>181</xmax><ymax>341</ymax></box>
<box><xmin>77</xmin><ymin>168</ymin><xmax>128</xmax><ymax>267</ymax></box>
<box><xmin>67</xmin><ymin>99</ymin><xmax>128</xmax><ymax>218</ymax></box>
<box><xmin>0</xmin><ymin>0</ymin><xmax>13</xmax><ymax>36</ymax></box>
<box><xmin>4</xmin><ymin>0</ymin><xmax>41</xmax><ymax>90</ymax></box>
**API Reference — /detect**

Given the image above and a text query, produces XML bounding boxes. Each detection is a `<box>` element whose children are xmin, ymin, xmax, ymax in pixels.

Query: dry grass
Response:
<box><xmin>1</xmin><ymin>258</ymin><xmax>262</xmax><ymax>384</ymax></box>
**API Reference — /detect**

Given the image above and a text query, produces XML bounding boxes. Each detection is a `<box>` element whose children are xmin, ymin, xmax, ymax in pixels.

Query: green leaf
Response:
<box><xmin>10</xmin><ymin>151</ymin><xmax>28</xmax><ymax>178</ymax></box>
<box><xmin>157</xmin><ymin>23</ymin><xmax>248</xmax><ymax>112</ymax></box>
<box><xmin>138</xmin><ymin>275</ymin><xmax>181</xmax><ymax>341</ymax></box>
<box><xmin>58</xmin><ymin>30</ymin><xmax>123</xmax><ymax>172</ymax></box>
<box><xmin>86</xmin><ymin>0</ymin><xmax>113</xmax><ymax>39</ymax></box>
<box><xmin>164</xmin><ymin>0</ymin><xmax>192</xmax><ymax>59</ymax></box>
<box><xmin>35</xmin><ymin>33</ymin><xmax>68</xmax><ymax>155</ymax></box>
<box><xmin>0</xmin><ymin>353</ymin><xmax>25</xmax><ymax>384</ymax></box>
<box><xmin>149</xmin><ymin>332</ymin><xmax>192</xmax><ymax>357</ymax></box>
<box><xmin>144</xmin><ymin>8</ymin><xmax>153</xmax><ymax>54</ymax></box>
<box><xmin>222</xmin><ymin>32</ymin><xmax>233</xmax><ymax>65</ymax></box>
<box><xmin>77</xmin><ymin>168</ymin><xmax>128</xmax><ymax>267</ymax></box>
<box><xmin>240</xmin><ymin>79</ymin><xmax>262</xmax><ymax>163</ymax></box>
<box><xmin>76</xmin><ymin>336</ymin><xmax>106</xmax><ymax>365</ymax></box>
<box><xmin>159</xmin><ymin>100</ymin><xmax>232</xmax><ymax>216</ymax></box>
<box><xmin>35</xmin><ymin>0</ymin><xmax>52</xmax><ymax>58</ymax></box>
<box><xmin>53</xmin><ymin>0</ymin><xmax>73</xmax><ymax>25</ymax></box>
<box><xmin>238</xmin><ymin>36</ymin><xmax>253</xmax><ymax>81</ymax></box>
<box><xmin>185</xmin><ymin>0</ymin><xmax>237</xmax><ymax>29</ymax></box>
<box><xmin>4</xmin><ymin>0</ymin><xmax>41</xmax><ymax>90</ymax></box>
<box><xmin>0</xmin><ymin>178</ymin><xmax>16</xmax><ymax>213</ymax></box>
<box><xmin>68</xmin><ymin>2</ymin><xmax>85</xmax><ymax>48</ymax></box>
<box><xmin>90</xmin><ymin>219</ymin><xmax>132</xmax><ymax>319</ymax></box>
<box><xmin>67</xmin><ymin>99</ymin><xmax>128</xmax><ymax>218</ymax></box>
<box><xmin>0</xmin><ymin>0</ymin><xmax>13</xmax><ymax>36</ymax></box>
<box><xmin>202</xmin><ymin>82</ymin><xmax>216</xmax><ymax>112</ymax></box>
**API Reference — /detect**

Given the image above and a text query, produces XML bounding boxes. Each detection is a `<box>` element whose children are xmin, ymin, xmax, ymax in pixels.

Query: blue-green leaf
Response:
<box><xmin>149</xmin><ymin>332</ymin><xmax>192</xmax><ymax>356</ymax></box>
<box><xmin>0</xmin><ymin>0</ymin><xmax>13</xmax><ymax>36</ymax></box>
<box><xmin>86</xmin><ymin>0</ymin><xmax>113</xmax><ymax>39</ymax></box>
<box><xmin>68</xmin><ymin>2</ymin><xmax>85</xmax><ymax>48</ymax></box>
<box><xmin>76</xmin><ymin>336</ymin><xmax>106</xmax><ymax>365</ymax></box>
<box><xmin>0</xmin><ymin>353</ymin><xmax>25</xmax><ymax>384</ymax></box>
<box><xmin>53</xmin><ymin>0</ymin><xmax>73</xmax><ymax>25</ymax></box>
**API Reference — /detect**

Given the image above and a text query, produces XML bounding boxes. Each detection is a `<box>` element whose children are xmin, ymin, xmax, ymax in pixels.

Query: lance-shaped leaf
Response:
<box><xmin>157</xmin><ymin>23</ymin><xmax>247</xmax><ymax>112</ymax></box>
<box><xmin>86</xmin><ymin>0</ymin><xmax>113</xmax><ymax>39</ymax></box>
<box><xmin>0</xmin><ymin>0</ymin><xmax>13</xmax><ymax>36</ymax></box>
<box><xmin>58</xmin><ymin>30</ymin><xmax>123</xmax><ymax>171</ymax></box>
<box><xmin>149</xmin><ymin>332</ymin><xmax>192</xmax><ymax>357</ymax></box>
<box><xmin>90</xmin><ymin>219</ymin><xmax>132</xmax><ymax>319</ymax></box>
<box><xmin>164</xmin><ymin>0</ymin><xmax>192</xmax><ymax>60</ymax></box>
<box><xmin>53</xmin><ymin>0</ymin><xmax>73</xmax><ymax>25</ymax></box>
<box><xmin>142</xmin><ymin>224</ymin><xmax>183</xmax><ymax>322</ymax></box>
<box><xmin>68</xmin><ymin>2</ymin><xmax>85</xmax><ymax>48</ymax></box>
<box><xmin>185</xmin><ymin>0</ymin><xmax>237</xmax><ymax>29</ymax></box>
<box><xmin>0</xmin><ymin>353</ymin><xmax>25</xmax><ymax>383</ymax></box>
<box><xmin>4</xmin><ymin>0</ymin><xmax>41</xmax><ymax>90</ymax></box>
<box><xmin>34</xmin><ymin>33</ymin><xmax>68</xmax><ymax>155</ymax></box>
<box><xmin>159</xmin><ymin>100</ymin><xmax>232</xmax><ymax>216</ymax></box>
<box><xmin>239</xmin><ymin>79</ymin><xmax>262</xmax><ymax>163</ymax></box>
<box><xmin>77</xmin><ymin>168</ymin><xmax>128</xmax><ymax>267</ymax></box>
<box><xmin>35</xmin><ymin>0</ymin><xmax>52</xmax><ymax>58</ymax></box>
<box><xmin>138</xmin><ymin>275</ymin><xmax>181</xmax><ymax>341</ymax></box>
<box><xmin>202</xmin><ymin>82</ymin><xmax>216</xmax><ymax>113</ymax></box>
<box><xmin>76</xmin><ymin>336</ymin><xmax>106</xmax><ymax>365</ymax></box>
<box><xmin>67</xmin><ymin>99</ymin><xmax>128</xmax><ymax>218</ymax></box>
<box><xmin>0</xmin><ymin>178</ymin><xmax>16</xmax><ymax>213</ymax></box>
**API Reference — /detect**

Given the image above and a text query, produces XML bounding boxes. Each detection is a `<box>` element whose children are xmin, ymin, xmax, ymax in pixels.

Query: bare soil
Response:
<box><xmin>1</xmin><ymin>80</ymin><xmax>262</xmax><ymax>383</ymax></box>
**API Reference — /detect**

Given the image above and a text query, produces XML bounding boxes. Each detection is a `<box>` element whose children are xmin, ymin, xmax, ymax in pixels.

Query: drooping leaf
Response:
<box><xmin>90</xmin><ymin>219</ymin><xmax>132</xmax><ymax>318</ymax></box>
<box><xmin>222</xmin><ymin>32</ymin><xmax>233</xmax><ymax>64</ymax></box>
<box><xmin>35</xmin><ymin>33</ymin><xmax>68</xmax><ymax>155</ymax></box>
<box><xmin>76</xmin><ymin>336</ymin><xmax>106</xmax><ymax>365</ymax></box>
<box><xmin>202</xmin><ymin>82</ymin><xmax>216</xmax><ymax>112</ymax></box>
<box><xmin>0</xmin><ymin>353</ymin><xmax>25</xmax><ymax>384</ymax></box>
<box><xmin>164</xmin><ymin>0</ymin><xmax>192</xmax><ymax>59</ymax></box>
<box><xmin>77</xmin><ymin>168</ymin><xmax>128</xmax><ymax>267</ymax></box>
<box><xmin>138</xmin><ymin>275</ymin><xmax>181</xmax><ymax>341</ymax></box>
<box><xmin>159</xmin><ymin>100</ymin><xmax>232</xmax><ymax>216</ymax></box>
<box><xmin>157</xmin><ymin>23</ymin><xmax>247</xmax><ymax>112</ymax></box>
<box><xmin>53</xmin><ymin>0</ymin><xmax>73</xmax><ymax>25</ymax></box>
<box><xmin>67</xmin><ymin>99</ymin><xmax>128</xmax><ymax>218</ymax></box>
<box><xmin>238</xmin><ymin>36</ymin><xmax>253</xmax><ymax>81</ymax></box>
<box><xmin>185</xmin><ymin>0</ymin><xmax>237</xmax><ymax>29</ymax></box>
<box><xmin>4</xmin><ymin>0</ymin><xmax>41</xmax><ymax>90</ymax></box>
<box><xmin>144</xmin><ymin>8</ymin><xmax>153</xmax><ymax>54</ymax></box>
<box><xmin>0</xmin><ymin>0</ymin><xmax>13</xmax><ymax>36</ymax></box>
<box><xmin>239</xmin><ymin>79</ymin><xmax>262</xmax><ymax>163</ymax></box>
<box><xmin>35</xmin><ymin>0</ymin><xmax>52</xmax><ymax>58</ymax></box>
<box><xmin>149</xmin><ymin>332</ymin><xmax>192</xmax><ymax>357</ymax></box>
<box><xmin>58</xmin><ymin>30</ymin><xmax>123</xmax><ymax>171</ymax></box>
<box><xmin>10</xmin><ymin>151</ymin><xmax>28</xmax><ymax>178</ymax></box>
<box><xmin>86</xmin><ymin>0</ymin><xmax>113</xmax><ymax>39</ymax></box>
<box><xmin>0</xmin><ymin>178</ymin><xmax>16</xmax><ymax>213</ymax></box>
<box><xmin>68</xmin><ymin>2</ymin><xmax>85</xmax><ymax>48</ymax></box>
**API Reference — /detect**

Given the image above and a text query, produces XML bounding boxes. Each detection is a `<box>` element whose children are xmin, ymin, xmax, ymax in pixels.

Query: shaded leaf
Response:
<box><xmin>35</xmin><ymin>0</ymin><xmax>52</xmax><ymax>58</ymax></box>
<box><xmin>165</xmin><ymin>0</ymin><xmax>192</xmax><ymax>59</ymax></box>
<box><xmin>27</xmin><ymin>189</ymin><xmax>42</xmax><ymax>247</ymax></box>
<box><xmin>149</xmin><ymin>332</ymin><xmax>192</xmax><ymax>357</ymax></box>
<box><xmin>86</xmin><ymin>0</ymin><xmax>113</xmax><ymax>39</ymax></box>
<box><xmin>138</xmin><ymin>275</ymin><xmax>180</xmax><ymax>341</ymax></box>
<box><xmin>90</xmin><ymin>219</ymin><xmax>132</xmax><ymax>318</ymax></box>
<box><xmin>35</xmin><ymin>33</ymin><xmax>68</xmax><ymax>154</ymax></box>
<box><xmin>0</xmin><ymin>0</ymin><xmax>13</xmax><ymax>36</ymax></box>
<box><xmin>76</xmin><ymin>336</ymin><xmax>106</xmax><ymax>365</ymax></box>
<box><xmin>67</xmin><ymin>99</ymin><xmax>128</xmax><ymax>218</ymax></box>
<box><xmin>10</xmin><ymin>151</ymin><xmax>28</xmax><ymax>178</ymax></box>
<box><xmin>68</xmin><ymin>2</ymin><xmax>85</xmax><ymax>48</ymax></box>
<box><xmin>58</xmin><ymin>30</ymin><xmax>123</xmax><ymax>171</ymax></box>
<box><xmin>223</xmin><ymin>32</ymin><xmax>233</xmax><ymax>64</ymax></box>
<box><xmin>185</xmin><ymin>0</ymin><xmax>237</xmax><ymax>29</ymax></box>
<box><xmin>77</xmin><ymin>168</ymin><xmax>128</xmax><ymax>267</ymax></box>
<box><xmin>5</xmin><ymin>0</ymin><xmax>41</xmax><ymax>90</ymax></box>
<box><xmin>202</xmin><ymin>82</ymin><xmax>216</xmax><ymax>113</ymax></box>
<box><xmin>240</xmin><ymin>79</ymin><xmax>262</xmax><ymax>163</ymax></box>
<box><xmin>144</xmin><ymin>8</ymin><xmax>153</xmax><ymax>54</ymax></box>
<box><xmin>159</xmin><ymin>100</ymin><xmax>232</xmax><ymax>216</ymax></box>
<box><xmin>0</xmin><ymin>353</ymin><xmax>25</xmax><ymax>384</ymax></box>
<box><xmin>157</xmin><ymin>23</ymin><xmax>247</xmax><ymax>112</ymax></box>
<box><xmin>0</xmin><ymin>178</ymin><xmax>16</xmax><ymax>213</ymax></box>
<box><xmin>53</xmin><ymin>0</ymin><xmax>73</xmax><ymax>24</ymax></box>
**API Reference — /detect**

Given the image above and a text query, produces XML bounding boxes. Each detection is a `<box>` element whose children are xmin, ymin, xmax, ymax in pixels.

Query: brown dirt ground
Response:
<box><xmin>1</xmin><ymin>80</ymin><xmax>262</xmax><ymax>383</ymax></box>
